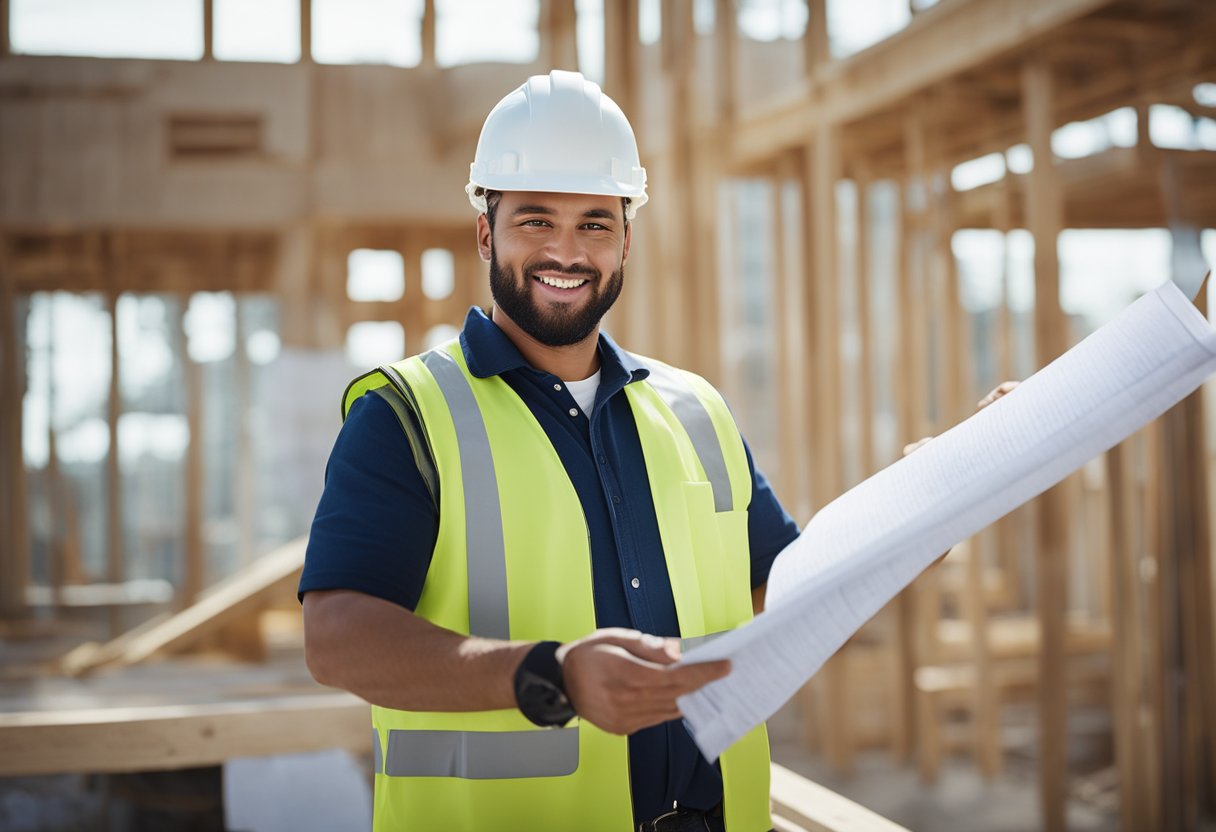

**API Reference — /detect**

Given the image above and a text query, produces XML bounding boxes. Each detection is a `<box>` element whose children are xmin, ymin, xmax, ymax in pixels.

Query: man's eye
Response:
<box><xmin>522</xmin><ymin>219</ymin><xmax>550</xmax><ymax>227</ymax></box>
<box><xmin>582</xmin><ymin>223</ymin><xmax>609</xmax><ymax>231</ymax></box>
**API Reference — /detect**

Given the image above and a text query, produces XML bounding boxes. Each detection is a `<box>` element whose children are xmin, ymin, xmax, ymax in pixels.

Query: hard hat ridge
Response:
<box><xmin>466</xmin><ymin>70</ymin><xmax>648</xmax><ymax>220</ymax></box>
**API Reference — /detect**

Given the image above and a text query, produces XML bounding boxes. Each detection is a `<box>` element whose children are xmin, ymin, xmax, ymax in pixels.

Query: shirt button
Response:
<box><xmin>612</xmin><ymin>495</ymin><xmax>621</xmax><ymax>504</ymax></box>
<box><xmin>630</xmin><ymin>577</ymin><xmax>640</xmax><ymax>589</ymax></box>
<box><xmin>553</xmin><ymin>383</ymin><xmax>562</xmax><ymax>391</ymax></box>
<box><xmin>597</xmin><ymin>454</ymin><xmax>607</xmax><ymax>465</ymax></box>
<box><xmin>568</xmin><ymin>407</ymin><xmax>579</xmax><ymax>417</ymax></box>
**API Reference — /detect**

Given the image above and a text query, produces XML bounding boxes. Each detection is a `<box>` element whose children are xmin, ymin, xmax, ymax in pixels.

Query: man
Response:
<box><xmin>301</xmin><ymin>70</ymin><xmax>799</xmax><ymax>832</ymax></box>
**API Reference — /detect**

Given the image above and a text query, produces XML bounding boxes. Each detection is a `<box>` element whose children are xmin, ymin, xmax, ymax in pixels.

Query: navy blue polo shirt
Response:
<box><xmin>301</xmin><ymin>307</ymin><xmax>799</xmax><ymax>824</ymax></box>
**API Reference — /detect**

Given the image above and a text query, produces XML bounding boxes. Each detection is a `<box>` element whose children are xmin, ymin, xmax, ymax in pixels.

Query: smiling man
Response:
<box><xmin>300</xmin><ymin>71</ymin><xmax>799</xmax><ymax>832</ymax></box>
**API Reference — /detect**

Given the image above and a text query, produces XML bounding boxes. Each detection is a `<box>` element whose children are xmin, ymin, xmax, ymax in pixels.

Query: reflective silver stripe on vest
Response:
<box><xmin>383</xmin><ymin>727</ymin><xmax>580</xmax><ymax>778</ymax></box>
<box><xmin>679</xmin><ymin>630</ymin><xmax>729</xmax><ymax>653</ymax></box>
<box><xmin>373</xmin><ymin>729</ymin><xmax>384</xmax><ymax>775</ymax></box>
<box><xmin>421</xmin><ymin>349</ymin><xmax>511</xmax><ymax>640</ymax></box>
<box><xmin>644</xmin><ymin>364</ymin><xmax>734</xmax><ymax>512</ymax></box>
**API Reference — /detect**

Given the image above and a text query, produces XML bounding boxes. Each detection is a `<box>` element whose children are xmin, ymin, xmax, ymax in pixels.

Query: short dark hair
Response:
<box><xmin>477</xmin><ymin>188</ymin><xmax>629</xmax><ymax>232</ymax></box>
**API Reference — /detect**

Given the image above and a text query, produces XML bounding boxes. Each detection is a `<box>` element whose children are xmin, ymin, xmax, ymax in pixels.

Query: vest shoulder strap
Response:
<box><xmin>342</xmin><ymin>363</ymin><xmax>440</xmax><ymax>510</ymax></box>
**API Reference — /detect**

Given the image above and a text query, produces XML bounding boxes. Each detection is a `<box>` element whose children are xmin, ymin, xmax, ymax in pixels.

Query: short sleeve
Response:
<box><xmin>743</xmin><ymin>438</ymin><xmax>800</xmax><ymax>589</ymax></box>
<box><xmin>299</xmin><ymin>391</ymin><xmax>439</xmax><ymax>610</ymax></box>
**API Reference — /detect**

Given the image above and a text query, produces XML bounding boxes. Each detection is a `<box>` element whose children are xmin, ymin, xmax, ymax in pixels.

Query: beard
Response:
<box><xmin>489</xmin><ymin>247</ymin><xmax>624</xmax><ymax>348</ymax></box>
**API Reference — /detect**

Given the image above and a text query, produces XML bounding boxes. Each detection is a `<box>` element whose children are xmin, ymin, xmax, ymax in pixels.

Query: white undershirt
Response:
<box><xmin>564</xmin><ymin>370</ymin><xmax>602</xmax><ymax>417</ymax></box>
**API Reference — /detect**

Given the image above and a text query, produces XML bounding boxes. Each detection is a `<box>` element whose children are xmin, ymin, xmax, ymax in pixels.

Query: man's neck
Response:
<box><xmin>490</xmin><ymin>306</ymin><xmax>601</xmax><ymax>381</ymax></box>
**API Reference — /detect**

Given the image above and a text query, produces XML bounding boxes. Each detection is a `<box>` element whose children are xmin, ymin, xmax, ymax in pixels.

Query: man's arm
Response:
<box><xmin>304</xmin><ymin>588</ymin><xmax>732</xmax><ymax>735</ymax></box>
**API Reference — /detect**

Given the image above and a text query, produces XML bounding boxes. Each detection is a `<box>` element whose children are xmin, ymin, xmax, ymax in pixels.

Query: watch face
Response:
<box><xmin>520</xmin><ymin>670</ymin><xmax>575</xmax><ymax>726</ymax></box>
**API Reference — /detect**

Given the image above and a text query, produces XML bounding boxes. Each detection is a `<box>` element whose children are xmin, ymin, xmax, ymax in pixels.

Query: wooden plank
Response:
<box><xmin>61</xmin><ymin>537</ymin><xmax>306</xmax><ymax>675</ymax></box>
<box><xmin>106</xmin><ymin>286</ymin><xmax>123</xmax><ymax>636</ymax></box>
<box><xmin>298</xmin><ymin>0</ymin><xmax>312</xmax><ymax>63</ymax></box>
<box><xmin>541</xmin><ymin>0</ymin><xmax>579</xmax><ymax>72</ymax></box>
<box><xmin>714</xmin><ymin>0</ymin><xmax>737</xmax><ymax>123</ymax></box>
<box><xmin>180</xmin><ymin>297</ymin><xmax>204</xmax><ymax>605</ymax></box>
<box><xmin>0</xmin><ymin>0</ymin><xmax>9</xmax><ymax>59</ymax></box>
<box><xmin>603</xmin><ymin>0</ymin><xmax>638</xmax><ymax>123</ymax></box>
<box><xmin>805</xmin><ymin>126</ymin><xmax>851</xmax><ymax>773</ymax></box>
<box><xmin>0</xmin><ymin>692</ymin><xmax>370</xmax><ymax>777</ymax></box>
<box><xmin>777</xmin><ymin>151</ymin><xmax>810</xmax><ymax>518</ymax></box>
<box><xmin>769</xmin><ymin>763</ymin><xmax>911</xmax><ymax>832</ymax></box>
<box><xmin>1021</xmin><ymin>55</ymin><xmax>1071</xmax><ymax>832</ymax></box>
<box><xmin>202</xmin><ymin>0</ymin><xmax>214</xmax><ymax>61</ymax></box>
<box><xmin>0</xmin><ymin>261</ymin><xmax>28</xmax><ymax>619</ymax></box>
<box><xmin>854</xmin><ymin>172</ymin><xmax>876</xmax><ymax>478</ymax></box>
<box><xmin>1105</xmin><ymin>441</ymin><xmax>1144</xmax><ymax>832</ymax></box>
<box><xmin>421</xmin><ymin>0</ymin><xmax>435</xmax><ymax>69</ymax></box>
<box><xmin>804</xmin><ymin>0</ymin><xmax>830</xmax><ymax>73</ymax></box>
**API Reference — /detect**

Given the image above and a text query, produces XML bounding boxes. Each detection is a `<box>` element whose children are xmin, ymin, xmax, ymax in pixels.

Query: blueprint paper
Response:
<box><xmin>678</xmin><ymin>280</ymin><xmax>1216</xmax><ymax>761</ymax></box>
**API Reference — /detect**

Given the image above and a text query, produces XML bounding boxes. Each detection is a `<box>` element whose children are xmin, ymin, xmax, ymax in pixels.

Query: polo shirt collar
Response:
<box><xmin>458</xmin><ymin>306</ymin><xmax>650</xmax><ymax>385</ymax></box>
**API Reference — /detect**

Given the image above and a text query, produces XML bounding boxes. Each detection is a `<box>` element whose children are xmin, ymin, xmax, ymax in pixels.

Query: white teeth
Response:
<box><xmin>536</xmin><ymin>274</ymin><xmax>588</xmax><ymax>289</ymax></box>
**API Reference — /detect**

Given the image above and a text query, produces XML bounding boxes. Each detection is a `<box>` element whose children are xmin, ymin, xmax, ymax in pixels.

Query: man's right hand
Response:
<box><xmin>556</xmin><ymin>628</ymin><xmax>731</xmax><ymax>735</ymax></box>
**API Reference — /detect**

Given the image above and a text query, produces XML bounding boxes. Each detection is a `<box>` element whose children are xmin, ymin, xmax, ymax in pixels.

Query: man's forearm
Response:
<box><xmin>303</xmin><ymin>589</ymin><xmax>533</xmax><ymax>712</ymax></box>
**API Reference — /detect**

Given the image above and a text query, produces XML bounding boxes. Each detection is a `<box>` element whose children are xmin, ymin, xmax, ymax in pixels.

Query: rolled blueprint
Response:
<box><xmin>677</xmin><ymin>279</ymin><xmax>1216</xmax><ymax>762</ymax></box>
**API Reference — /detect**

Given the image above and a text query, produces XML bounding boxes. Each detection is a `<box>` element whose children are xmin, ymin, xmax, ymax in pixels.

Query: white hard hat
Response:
<box><xmin>466</xmin><ymin>70</ymin><xmax>648</xmax><ymax>220</ymax></box>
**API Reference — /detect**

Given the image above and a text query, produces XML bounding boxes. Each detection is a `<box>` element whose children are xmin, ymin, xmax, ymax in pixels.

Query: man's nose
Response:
<box><xmin>541</xmin><ymin>227</ymin><xmax>588</xmax><ymax>268</ymax></box>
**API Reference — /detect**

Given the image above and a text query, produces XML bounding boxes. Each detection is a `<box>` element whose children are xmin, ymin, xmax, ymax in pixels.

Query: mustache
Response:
<box><xmin>525</xmin><ymin>260</ymin><xmax>599</xmax><ymax>279</ymax></box>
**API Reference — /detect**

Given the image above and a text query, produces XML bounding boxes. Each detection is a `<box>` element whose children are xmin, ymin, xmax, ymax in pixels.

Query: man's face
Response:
<box><xmin>478</xmin><ymin>191</ymin><xmax>631</xmax><ymax>348</ymax></box>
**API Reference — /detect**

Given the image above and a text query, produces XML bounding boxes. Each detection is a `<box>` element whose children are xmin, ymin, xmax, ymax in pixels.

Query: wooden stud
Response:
<box><xmin>804</xmin><ymin>0</ymin><xmax>830</xmax><ymax>75</ymax></box>
<box><xmin>179</xmin><ymin>297</ymin><xmax>204</xmax><ymax>606</ymax></box>
<box><xmin>541</xmin><ymin>0</ymin><xmax>579</xmax><ymax>72</ymax></box>
<box><xmin>804</xmin><ymin>126</ymin><xmax>852</xmax><ymax>773</ymax></box>
<box><xmin>713</xmin><ymin>0</ymin><xmax>737</xmax><ymax>124</ymax></box>
<box><xmin>202</xmin><ymin>0</ymin><xmax>215</xmax><ymax>61</ymax></box>
<box><xmin>0</xmin><ymin>263</ymin><xmax>28</xmax><ymax>619</ymax></box>
<box><xmin>778</xmin><ymin>151</ymin><xmax>810</xmax><ymax>517</ymax></box>
<box><xmin>106</xmin><ymin>286</ymin><xmax>123</xmax><ymax>636</ymax></box>
<box><xmin>234</xmin><ymin>299</ymin><xmax>255</xmax><ymax>568</ymax></box>
<box><xmin>603</xmin><ymin>0</ymin><xmax>638</xmax><ymax>123</ymax></box>
<box><xmin>298</xmin><ymin>0</ymin><xmax>312</xmax><ymax>63</ymax></box>
<box><xmin>0</xmin><ymin>0</ymin><xmax>9</xmax><ymax>60</ymax></box>
<box><xmin>1021</xmin><ymin>55</ymin><xmax>1071</xmax><ymax>832</ymax></box>
<box><xmin>421</xmin><ymin>0</ymin><xmax>436</xmax><ymax>70</ymax></box>
<box><xmin>853</xmin><ymin>172</ymin><xmax>876</xmax><ymax>480</ymax></box>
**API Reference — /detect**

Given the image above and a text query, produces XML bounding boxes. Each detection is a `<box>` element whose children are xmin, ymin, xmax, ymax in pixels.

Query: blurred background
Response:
<box><xmin>1</xmin><ymin>1</ymin><xmax>1215</xmax><ymax>830</ymax></box>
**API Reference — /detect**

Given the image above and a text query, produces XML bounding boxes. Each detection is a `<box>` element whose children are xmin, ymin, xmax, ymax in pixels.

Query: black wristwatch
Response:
<box><xmin>513</xmin><ymin>641</ymin><xmax>577</xmax><ymax>727</ymax></box>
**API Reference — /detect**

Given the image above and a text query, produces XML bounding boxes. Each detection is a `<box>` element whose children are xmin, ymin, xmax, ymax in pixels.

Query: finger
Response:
<box><xmin>660</xmin><ymin>659</ymin><xmax>732</xmax><ymax>694</ymax></box>
<box><xmin>603</xmin><ymin>633</ymin><xmax>681</xmax><ymax>666</ymax></box>
<box><xmin>976</xmin><ymin>380</ymin><xmax>1020</xmax><ymax>410</ymax></box>
<box><xmin>902</xmin><ymin>437</ymin><xmax>932</xmax><ymax>457</ymax></box>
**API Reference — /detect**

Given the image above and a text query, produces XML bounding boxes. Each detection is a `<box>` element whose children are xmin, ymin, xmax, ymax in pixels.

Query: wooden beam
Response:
<box><xmin>421</xmin><ymin>0</ymin><xmax>436</xmax><ymax>69</ymax></box>
<box><xmin>298</xmin><ymin>0</ymin><xmax>312</xmax><ymax>63</ymax></box>
<box><xmin>202</xmin><ymin>0</ymin><xmax>215</xmax><ymax>60</ymax></box>
<box><xmin>106</xmin><ymin>287</ymin><xmax>123</xmax><ymax>637</ymax></box>
<box><xmin>603</xmin><ymin>0</ymin><xmax>638</xmax><ymax>119</ymax></box>
<box><xmin>0</xmin><ymin>692</ymin><xmax>370</xmax><ymax>777</ymax></box>
<box><xmin>0</xmin><ymin>261</ymin><xmax>27</xmax><ymax>619</ymax></box>
<box><xmin>769</xmin><ymin>763</ymin><xmax>911</xmax><ymax>832</ymax></box>
<box><xmin>60</xmin><ymin>538</ymin><xmax>306</xmax><ymax>676</ymax></box>
<box><xmin>0</xmin><ymin>0</ymin><xmax>11</xmax><ymax>59</ymax></box>
<box><xmin>714</xmin><ymin>0</ymin><xmax>736</xmax><ymax>124</ymax></box>
<box><xmin>730</xmin><ymin>0</ymin><xmax>1121</xmax><ymax>167</ymax></box>
<box><xmin>805</xmin><ymin>126</ymin><xmax>851</xmax><ymax>773</ymax></box>
<box><xmin>180</xmin><ymin>298</ymin><xmax>204</xmax><ymax>606</ymax></box>
<box><xmin>541</xmin><ymin>0</ymin><xmax>579</xmax><ymax>72</ymax></box>
<box><xmin>1021</xmin><ymin>55</ymin><xmax>1070</xmax><ymax>832</ymax></box>
<box><xmin>804</xmin><ymin>0</ymin><xmax>830</xmax><ymax>74</ymax></box>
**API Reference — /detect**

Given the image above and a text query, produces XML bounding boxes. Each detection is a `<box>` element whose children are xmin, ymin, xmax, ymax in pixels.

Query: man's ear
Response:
<box><xmin>621</xmin><ymin>221</ymin><xmax>632</xmax><ymax>266</ymax></box>
<box><xmin>476</xmin><ymin>214</ymin><xmax>492</xmax><ymax>262</ymax></box>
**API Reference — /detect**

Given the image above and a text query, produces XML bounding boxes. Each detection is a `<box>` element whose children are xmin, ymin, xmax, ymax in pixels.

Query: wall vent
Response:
<box><xmin>168</xmin><ymin>114</ymin><xmax>263</xmax><ymax>160</ymax></box>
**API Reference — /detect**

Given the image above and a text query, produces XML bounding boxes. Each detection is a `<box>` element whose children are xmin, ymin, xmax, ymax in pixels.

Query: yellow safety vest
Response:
<box><xmin>342</xmin><ymin>340</ymin><xmax>771</xmax><ymax>831</ymax></box>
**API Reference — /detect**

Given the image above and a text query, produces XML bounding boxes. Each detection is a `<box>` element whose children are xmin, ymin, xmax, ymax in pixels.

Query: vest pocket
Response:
<box><xmin>681</xmin><ymin>481</ymin><xmax>753</xmax><ymax>630</ymax></box>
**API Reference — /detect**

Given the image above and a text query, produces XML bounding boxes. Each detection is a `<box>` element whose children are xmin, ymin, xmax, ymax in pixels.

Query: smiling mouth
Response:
<box><xmin>533</xmin><ymin>274</ymin><xmax>589</xmax><ymax>290</ymax></box>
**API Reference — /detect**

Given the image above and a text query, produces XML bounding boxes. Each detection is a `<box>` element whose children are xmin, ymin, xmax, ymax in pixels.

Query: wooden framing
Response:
<box><xmin>3</xmin><ymin>1</ymin><xmax>1216</xmax><ymax>827</ymax></box>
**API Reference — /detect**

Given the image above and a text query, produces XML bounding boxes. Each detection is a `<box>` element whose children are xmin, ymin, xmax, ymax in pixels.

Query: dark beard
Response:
<box><xmin>488</xmin><ymin>248</ymin><xmax>624</xmax><ymax>348</ymax></box>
